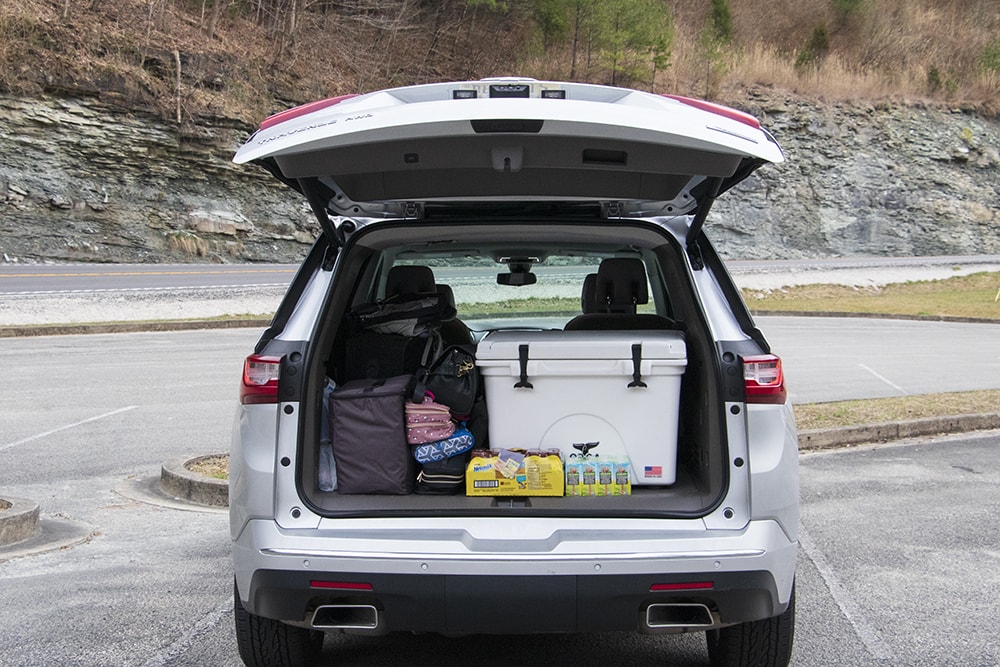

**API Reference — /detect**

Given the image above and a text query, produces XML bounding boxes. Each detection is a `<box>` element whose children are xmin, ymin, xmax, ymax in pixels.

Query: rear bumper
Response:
<box><xmin>233</xmin><ymin>518</ymin><xmax>797</xmax><ymax>634</ymax></box>
<box><xmin>241</xmin><ymin>568</ymin><xmax>785</xmax><ymax>634</ymax></box>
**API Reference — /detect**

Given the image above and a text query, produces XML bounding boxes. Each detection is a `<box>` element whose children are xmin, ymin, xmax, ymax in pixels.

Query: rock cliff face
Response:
<box><xmin>0</xmin><ymin>95</ymin><xmax>313</xmax><ymax>264</ymax></box>
<box><xmin>1</xmin><ymin>92</ymin><xmax>998</xmax><ymax>263</ymax></box>
<box><xmin>714</xmin><ymin>94</ymin><xmax>1000</xmax><ymax>258</ymax></box>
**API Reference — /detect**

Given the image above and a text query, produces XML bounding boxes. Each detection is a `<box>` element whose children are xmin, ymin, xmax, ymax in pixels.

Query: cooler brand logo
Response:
<box><xmin>644</xmin><ymin>465</ymin><xmax>663</xmax><ymax>478</ymax></box>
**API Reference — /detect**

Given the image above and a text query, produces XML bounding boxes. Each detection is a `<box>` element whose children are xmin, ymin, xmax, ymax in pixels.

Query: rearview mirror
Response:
<box><xmin>497</xmin><ymin>272</ymin><xmax>537</xmax><ymax>286</ymax></box>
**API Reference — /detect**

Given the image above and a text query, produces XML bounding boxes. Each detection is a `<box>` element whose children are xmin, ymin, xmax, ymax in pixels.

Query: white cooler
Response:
<box><xmin>475</xmin><ymin>330</ymin><xmax>687</xmax><ymax>485</ymax></box>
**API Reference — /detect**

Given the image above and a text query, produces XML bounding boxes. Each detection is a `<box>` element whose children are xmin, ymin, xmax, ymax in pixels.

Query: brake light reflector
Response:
<box><xmin>650</xmin><ymin>581</ymin><xmax>714</xmax><ymax>592</ymax></box>
<box><xmin>240</xmin><ymin>355</ymin><xmax>281</xmax><ymax>405</ymax></box>
<box><xmin>742</xmin><ymin>354</ymin><xmax>787</xmax><ymax>404</ymax></box>
<box><xmin>259</xmin><ymin>94</ymin><xmax>359</xmax><ymax>131</ymax></box>
<box><xmin>662</xmin><ymin>94</ymin><xmax>761</xmax><ymax>129</ymax></box>
<box><xmin>310</xmin><ymin>580</ymin><xmax>374</xmax><ymax>591</ymax></box>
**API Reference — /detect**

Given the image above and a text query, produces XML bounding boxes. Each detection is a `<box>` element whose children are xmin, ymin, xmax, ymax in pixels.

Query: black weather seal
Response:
<box><xmin>254</xmin><ymin>238</ymin><xmax>330</xmax><ymax>353</ymax></box>
<box><xmin>298</xmin><ymin>177</ymin><xmax>345</xmax><ymax>250</ymax></box>
<box><xmin>686</xmin><ymin>177</ymin><xmax>723</xmax><ymax>270</ymax></box>
<box><xmin>701</xmin><ymin>241</ymin><xmax>771</xmax><ymax>353</ymax></box>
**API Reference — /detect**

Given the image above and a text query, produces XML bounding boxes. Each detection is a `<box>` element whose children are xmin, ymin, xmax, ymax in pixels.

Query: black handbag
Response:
<box><xmin>414</xmin><ymin>454</ymin><xmax>468</xmax><ymax>495</ymax></box>
<box><xmin>419</xmin><ymin>345</ymin><xmax>479</xmax><ymax>416</ymax></box>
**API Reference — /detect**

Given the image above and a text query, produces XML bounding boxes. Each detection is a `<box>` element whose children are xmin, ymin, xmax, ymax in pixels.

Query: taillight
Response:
<box><xmin>240</xmin><ymin>355</ymin><xmax>281</xmax><ymax>405</ymax></box>
<box><xmin>662</xmin><ymin>94</ymin><xmax>762</xmax><ymax>130</ymax></box>
<box><xmin>258</xmin><ymin>94</ymin><xmax>359</xmax><ymax>131</ymax></box>
<box><xmin>742</xmin><ymin>354</ymin><xmax>787</xmax><ymax>404</ymax></box>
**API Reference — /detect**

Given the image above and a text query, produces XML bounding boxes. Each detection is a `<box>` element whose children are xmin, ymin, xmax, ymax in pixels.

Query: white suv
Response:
<box><xmin>230</xmin><ymin>78</ymin><xmax>798</xmax><ymax>667</ymax></box>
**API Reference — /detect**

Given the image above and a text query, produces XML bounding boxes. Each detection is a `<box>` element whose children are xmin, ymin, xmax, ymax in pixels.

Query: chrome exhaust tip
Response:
<box><xmin>311</xmin><ymin>604</ymin><xmax>379</xmax><ymax>630</ymax></box>
<box><xmin>645</xmin><ymin>603</ymin><xmax>714</xmax><ymax>629</ymax></box>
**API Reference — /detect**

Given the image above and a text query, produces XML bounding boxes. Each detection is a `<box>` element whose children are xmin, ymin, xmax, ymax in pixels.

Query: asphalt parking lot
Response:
<box><xmin>2</xmin><ymin>426</ymin><xmax>997</xmax><ymax>666</ymax></box>
<box><xmin>1</xmin><ymin>301</ymin><xmax>999</xmax><ymax>665</ymax></box>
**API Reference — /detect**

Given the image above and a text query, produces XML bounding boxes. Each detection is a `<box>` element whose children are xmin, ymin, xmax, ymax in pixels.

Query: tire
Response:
<box><xmin>706</xmin><ymin>584</ymin><xmax>795</xmax><ymax>667</ymax></box>
<box><xmin>234</xmin><ymin>580</ymin><xmax>324</xmax><ymax>667</ymax></box>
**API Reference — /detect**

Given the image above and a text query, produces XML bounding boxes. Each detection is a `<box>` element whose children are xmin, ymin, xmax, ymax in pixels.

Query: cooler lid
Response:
<box><xmin>476</xmin><ymin>330</ymin><xmax>686</xmax><ymax>361</ymax></box>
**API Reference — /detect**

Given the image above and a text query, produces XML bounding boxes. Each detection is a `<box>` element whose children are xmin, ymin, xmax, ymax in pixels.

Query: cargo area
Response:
<box><xmin>296</xmin><ymin>220</ymin><xmax>735</xmax><ymax>518</ymax></box>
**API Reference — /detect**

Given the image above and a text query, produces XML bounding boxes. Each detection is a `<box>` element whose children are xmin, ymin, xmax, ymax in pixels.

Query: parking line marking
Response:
<box><xmin>0</xmin><ymin>406</ymin><xmax>138</xmax><ymax>452</ymax></box>
<box><xmin>142</xmin><ymin>594</ymin><xmax>233</xmax><ymax>667</ymax></box>
<box><xmin>799</xmin><ymin>527</ymin><xmax>894</xmax><ymax>660</ymax></box>
<box><xmin>858</xmin><ymin>363</ymin><xmax>909</xmax><ymax>395</ymax></box>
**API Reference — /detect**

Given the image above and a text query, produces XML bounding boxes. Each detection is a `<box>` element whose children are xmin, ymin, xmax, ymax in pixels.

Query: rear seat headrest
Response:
<box><xmin>581</xmin><ymin>273</ymin><xmax>599</xmax><ymax>314</ymax></box>
<box><xmin>436</xmin><ymin>284</ymin><xmax>457</xmax><ymax>310</ymax></box>
<box><xmin>595</xmin><ymin>258</ymin><xmax>649</xmax><ymax>312</ymax></box>
<box><xmin>386</xmin><ymin>265</ymin><xmax>436</xmax><ymax>296</ymax></box>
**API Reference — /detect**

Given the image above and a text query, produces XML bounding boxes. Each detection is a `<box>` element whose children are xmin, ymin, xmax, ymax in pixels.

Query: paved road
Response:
<box><xmin>764</xmin><ymin>315</ymin><xmax>1000</xmax><ymax>403</ymax></box>
<box><xmin>3</xmin><ymin>255</ymin><xmax>1000</xmax><ymax>295</ymax></box>
<box><xmin>0</xmin><ymin>263</ymin><xmax>296</xmax><ymax>294</ymax></box>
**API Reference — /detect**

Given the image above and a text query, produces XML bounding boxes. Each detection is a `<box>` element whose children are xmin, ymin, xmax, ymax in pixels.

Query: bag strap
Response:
<box><xmin>410</xmin><ymin>331</ymin><xmax>443</xmax><ymax>402</ymax></box>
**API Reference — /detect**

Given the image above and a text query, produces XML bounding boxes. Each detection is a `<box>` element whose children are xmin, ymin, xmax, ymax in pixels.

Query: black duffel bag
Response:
<box><xmin>417</xmin><ymin>345</ymin><xmax>479</xmax><ymax>416</ymax></box>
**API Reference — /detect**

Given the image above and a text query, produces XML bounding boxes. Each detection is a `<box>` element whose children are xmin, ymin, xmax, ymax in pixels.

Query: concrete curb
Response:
<box><xmin>0</xmin><ymin>496</ymin><xmax>40</xmax><ymax>547</ymax></box>
<box><xmin>160</xmin><ymin>455</ymin><xmax>229</xmax><ymax>508</ymax></box>
<box><xmin>0</xmin><ymin>318</ymin><xmax>271</xmax><ymax>338</ymax></box>
<box><xmin>751</xmin><ymin>310</ymin><xmax>1000</xmax><ymax>325</ymax></box>
<box><xmin>798</xmin><ymin>412</ymin><xmax>1000</xmax><ymax>450</ymax></box>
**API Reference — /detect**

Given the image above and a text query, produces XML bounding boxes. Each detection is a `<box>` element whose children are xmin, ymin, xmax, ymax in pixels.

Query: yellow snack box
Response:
<box><xmin>466</xmin><ymin>449</ymin><xmax>565</xmax><ymax>497</ymax></box>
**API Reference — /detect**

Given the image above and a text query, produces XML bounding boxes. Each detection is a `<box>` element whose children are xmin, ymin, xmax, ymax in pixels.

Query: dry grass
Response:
<box><xmin>795</xmin><ymin>389</ymin><xmax>1000</xmax><ymax>431</ymax></box>
<box><xmin>165</xmin><ymin>231</ymin><xmax>210</xmax><ymax>257</ymax></box>
<box><xmin>186</xmin><ymin>454</ymin><xmax>229</xmax><ymax>480</ymax></box>
<box><xmin>2</xmin><ymin>0</ymin><xmax>1000</xmax><ymax>122</ymax></box>
<box><xmin>743</xmin><ymin>272</ymin><xmax>1000</xmax><ymax>320</ymax></box>
<box><xmin>667</xmin><ymin>0</ymin><xmax>1000</xmax><ymax>110</ymax></box>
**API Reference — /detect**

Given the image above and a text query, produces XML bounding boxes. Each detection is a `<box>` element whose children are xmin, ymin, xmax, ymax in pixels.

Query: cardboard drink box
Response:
<box><xmin>466</xmin><ymin>449</ymin><xmax>564</xmax><ymax>497</ymax></box>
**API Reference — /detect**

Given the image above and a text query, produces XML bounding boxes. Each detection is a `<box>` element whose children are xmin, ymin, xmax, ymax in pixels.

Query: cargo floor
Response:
<box><xmin>310</xmin><ymin>470</ymin><xmax>712</xmax><ymax>516</ymax></box>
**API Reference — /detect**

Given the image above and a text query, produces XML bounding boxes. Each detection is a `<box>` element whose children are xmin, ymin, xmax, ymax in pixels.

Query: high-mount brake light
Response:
<box><xmin>240</xmin><ymin>355</ymin><xmax>281</xmax><ymax>405</ymax></box>
<box><xmin>662</xmin><ymin>94</ymin><xmax>761</xmax><ymax>130</ymax></box>
<box><xmin>259</xmin><ymin>94</ymin><xmax>359</xmax><ymax>131</ymax></box>
<box><xmin>742</xmin><ymin>354</ymin><xmax>787</xmax><ymax>404</ymax></box>
<box><xmin>489</xmin><ymin>83</ymin><xmax>531</xmax><ymax>98</ymax></box>
<box><xmin>452</xmin><ymin>81</ymin><xmax>566</xmax><ymax>100</ymax></box>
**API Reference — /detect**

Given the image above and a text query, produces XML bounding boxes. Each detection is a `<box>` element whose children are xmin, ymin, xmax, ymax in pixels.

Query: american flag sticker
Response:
<box><xmin>644</xmin><ymin>466</ymin><xmax>662</xmax><ymax>478</ymax></box>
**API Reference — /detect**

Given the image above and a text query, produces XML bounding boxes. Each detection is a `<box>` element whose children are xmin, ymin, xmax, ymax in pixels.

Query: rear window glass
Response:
<box><xmin>391</xmin><ymin>255</ymin><xmax>657</xmax><ymax>331</ymax></box>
